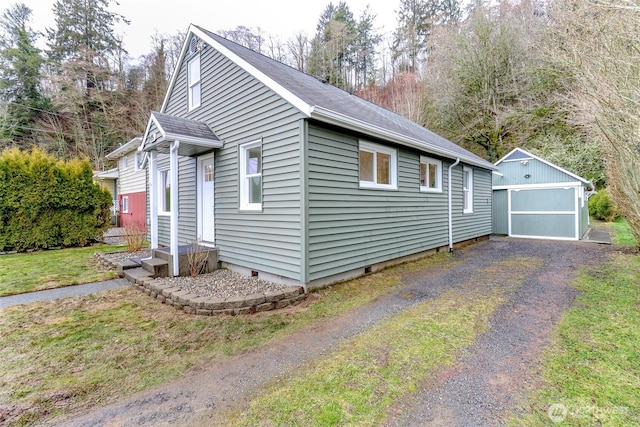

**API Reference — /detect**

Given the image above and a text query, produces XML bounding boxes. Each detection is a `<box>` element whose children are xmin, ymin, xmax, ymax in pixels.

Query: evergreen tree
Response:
<box><xmin>0</xmin><ymin>3</ymin><xmax>49</xmax><ymax>146</ymax></box>
<box><xmin>308</xmin><ymin>2</ymin><xmax>357</xmax><ymax>90</ymax></box>
<box><xmin>46</xmin><ymin>0</ymin><xmax>128</xmax><ymax>92</ymax></box>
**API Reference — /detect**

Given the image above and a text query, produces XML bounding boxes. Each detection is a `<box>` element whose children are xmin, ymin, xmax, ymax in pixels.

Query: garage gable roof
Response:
<box><xmin>495</xmin><ymin>147</ymin><xmax>592</xmax><ymax>187</ymax></box>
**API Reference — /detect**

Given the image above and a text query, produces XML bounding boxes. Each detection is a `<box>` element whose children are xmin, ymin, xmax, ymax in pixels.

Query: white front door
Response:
<box><xmin>198</xmin><ymin>154</ymin><xmax>215</xmax><ymax>243</ymax></box>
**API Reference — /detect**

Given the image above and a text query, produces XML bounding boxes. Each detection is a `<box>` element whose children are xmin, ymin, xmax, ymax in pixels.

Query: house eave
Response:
<box><xmin>106</xmin><ymin>136</ymin><xmax>143</xmax><ymax>160</ymax></box>
<box><xmin>309</xmin><ymin>106</ymin><xmax>498</xmax><ymax>171</ymax></box>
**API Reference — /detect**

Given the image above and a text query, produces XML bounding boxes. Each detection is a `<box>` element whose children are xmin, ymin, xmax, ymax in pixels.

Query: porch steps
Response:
<box><xmin>123</xmin><ymin>267</ymin><xmax>154</xmax><ymax>284</ymax></box>
<box><xmin>141</xmin><ymin>257</ymin><xmax>169</xmax><ymax>278</ymax></box>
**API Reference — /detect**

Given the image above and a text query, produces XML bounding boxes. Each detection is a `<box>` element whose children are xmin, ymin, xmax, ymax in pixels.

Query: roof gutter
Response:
<box><xmin>448</xmin><ymin>158</ymin><xmax>461</xmax><ymax>253</ymax></box>
<box><xmin>309</xmin><ymin>106</ymin><xmax>498</xmax><ymax>171</ymax></box>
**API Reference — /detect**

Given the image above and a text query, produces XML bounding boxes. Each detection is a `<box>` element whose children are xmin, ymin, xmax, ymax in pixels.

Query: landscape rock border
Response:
<box><xmin>95</xmin><ymin>251</ymin><xmax>306</xmax><ymax>315</ymax></box>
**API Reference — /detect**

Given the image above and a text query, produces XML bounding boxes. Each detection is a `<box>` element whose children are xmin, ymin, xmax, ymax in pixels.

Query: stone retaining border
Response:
<box><xmin>94</xmin><ymin>251</ymin><xmax>306</xmax><ymax>315</ymax></box>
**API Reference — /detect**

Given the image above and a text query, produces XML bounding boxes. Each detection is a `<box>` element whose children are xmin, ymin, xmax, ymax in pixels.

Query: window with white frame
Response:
<box><xmin>188</xmin><ymin>54</ymin><xmax>201</xmax><ymax>110</ymax></box>
<box><xmin>359</xmin><ymin>140</ymin><xmax>397</xmax><ymax>190</ymax></box>
<box><xmin>122</xmin><ymin>196</ymin><xmax>129</xmax><ymax>213</ymax></box>
<box><xmin>159</xmin><ymin>170</ymin><xmax>170</xmax><ymax>214</ymax></box>
<box><xmin>463</xmin><ymin>166</ymin><xmax>473</xmax><ymax>213</ymax></box>
<box><xmin>135</xmin><ymin>152</ymin><xmax>142</xmax><ymax>171</ymax></box>
<box><xmin>239</xmin><ymin>140</ymin><xmax>262</xmax><ymax>211</ymax></box>
<box><xmin>121</xmin><ymin>156</ymin><xmax>128</xmax><ymax>170</ymax></box>
<box><xmin>420</xmin><ymin>156</ymin><xmax>442</xmax><ymax>192</ymax></box>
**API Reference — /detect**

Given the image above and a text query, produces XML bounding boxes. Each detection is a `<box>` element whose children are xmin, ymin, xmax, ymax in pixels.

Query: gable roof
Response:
<box><xmin>159</xmin><ymin>25</ymin><xmax>496</xmax><ymax>171</ymax></box>
<box><xmin>495</xmin><ymin>147</ymin><xmax>592</xmax><ymax>187</ymax></box>
<box><xmin>106</xmin><ymin>136</ymin><xmax>142</xmax><ymax>160</ymax></box>
<box><xmin>141</xmin><ymin>111</ymin><xmax>223</xmax><ymax>157</ymax></box>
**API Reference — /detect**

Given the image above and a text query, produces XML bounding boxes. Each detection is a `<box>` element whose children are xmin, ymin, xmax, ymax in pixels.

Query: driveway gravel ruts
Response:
<box><xmin>55</xmin><ymin>236</ymin><xmax>611</xmax><ymax>426</ymax></box>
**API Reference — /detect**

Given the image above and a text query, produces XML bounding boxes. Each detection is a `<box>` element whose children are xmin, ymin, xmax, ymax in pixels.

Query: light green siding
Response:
<box><xmin>492</xmin><ymin>189</ymin><xmax>508</xmax><ymax>235</ymax></box>
<box><xmin>159</xmin><ymin>44</ymin><xmax>305</xmax><ymax>280</ymax></box>
<box><xmin>306</xmin><ymin>124</ymin><xmax>491</xmax><ymax>282</ymax></box>
<box><xmin>492</xmin><ymin>158</ymin><xmax>580</xmax><ymax>187</ymax></box>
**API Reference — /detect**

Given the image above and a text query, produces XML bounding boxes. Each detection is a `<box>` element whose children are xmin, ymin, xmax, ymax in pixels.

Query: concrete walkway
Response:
<box><xmin>0</xmin><ymin>279</ymin><xmax>130</xmax><ymax>310</ymax></box>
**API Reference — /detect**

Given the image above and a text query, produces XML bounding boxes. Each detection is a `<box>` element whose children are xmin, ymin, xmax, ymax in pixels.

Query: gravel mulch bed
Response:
<box><xmin>103</xmin><ymin>249</ymin><xmax>152</xmax><ymax>263</ymax></box>
<box><xmin>154</xmin><ymin>269</ymin><xmax>287</xmax><ymax>300</ymax></box>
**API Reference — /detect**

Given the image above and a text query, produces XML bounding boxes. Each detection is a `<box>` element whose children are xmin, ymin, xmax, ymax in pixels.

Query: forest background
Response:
<box><xmin>0</xmin><ymin>0</ymin><xmax>638</xmax><ymax>242</ymax></box>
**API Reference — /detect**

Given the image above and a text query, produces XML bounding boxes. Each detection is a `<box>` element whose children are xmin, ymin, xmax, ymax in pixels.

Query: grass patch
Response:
<box><xmin>0</xmin><ymin>251</ymin><xmax>454</xmax><ymax>425</ymax></box>
<box><xmin>0</xmin><ymin>245</ymin><xmax>124</xmax><ymax>297</ymax></box>
<box><xmin>228</xmin><ymin>288</ymin><xmax>505</xmax><ymax>427</ymax></box>
<box><xmin>509</xmin><ymin>253</ymin><xmax>640</xmax><ymax>426</ymax></box>
<box><xmin>610</xmin><ymin>217</ymin><xmax>638</xmax><ymax>246</ymax></box>
<box><xmin>224</xmin><ymin>255</ymin><xmax>536</xmax><ymax>426</ymax></box>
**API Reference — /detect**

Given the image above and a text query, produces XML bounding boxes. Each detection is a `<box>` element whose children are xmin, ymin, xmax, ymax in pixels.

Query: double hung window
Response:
<box><xmin>359</xmin><ymin>140</ymin><xmax>397</xmax><ymax>190</ymax></box>
<box><xmin>239</xmin><ymin>141</ymin><xmax>262</xmax><ymax>211</ymax></box>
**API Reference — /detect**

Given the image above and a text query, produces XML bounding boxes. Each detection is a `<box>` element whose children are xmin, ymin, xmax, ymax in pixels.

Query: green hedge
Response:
<box><xmin>588</xmin><ymin>189</ymin><xmax>618</xmax><ymax>222</ymax></box>
<box><xmin>0</xmin><ymin>148</ymin><xmax>112</xmax><ymax>251</ymax></box>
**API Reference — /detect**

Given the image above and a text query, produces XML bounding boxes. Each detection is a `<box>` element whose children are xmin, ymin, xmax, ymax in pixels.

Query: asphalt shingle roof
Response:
<box><xmin>152</xmin><ymin>111</ymin><xmax>220</xmax><ymax>142</ymax></box>
<box><xmin>199</xmin><ymin>27</ymin><xmax>494</xmax><ymax>170</ymax></box>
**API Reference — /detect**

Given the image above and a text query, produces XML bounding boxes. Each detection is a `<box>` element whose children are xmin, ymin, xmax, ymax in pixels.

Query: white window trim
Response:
<box><xmin>135</xmin><ymin>152</ymin><xmax>142</xmax><ymax>171</ymax></box>
<box><xmin>359</xmin><ymin>140</ymin><xmax>398</xmax><ymax>190</ymax></box>
<box><xmin>463</xmin><ymin>166</ymin><xmax>474</xmax><ymax>214</ymax></box>
<box><xmin>159</xmin><ymin>169</ymin><xmax>171</xmax><ymax>216</ymax></box>
<box><xmin>419</xmin><ymin>155</ymin><xmax>443</xmax><ymax>193</ymax></box>
<box><xmin>121</xmin><ymin>156</ymin><xmax>128</xmax><ymax>171</ymax></box>
<box><xmin>122</xmin><ymin>196</ymin><xmax>129</xmax><ymax>213</ymax></box>
<box><xmin>188</xmin><ymin>54</ymin><xmax>201</xmax><ymax>111</ymax></box>
<box><xmin>239</xmin><ymin>140</ymin><xmax>262</xmax><ymax>211</ymax></box>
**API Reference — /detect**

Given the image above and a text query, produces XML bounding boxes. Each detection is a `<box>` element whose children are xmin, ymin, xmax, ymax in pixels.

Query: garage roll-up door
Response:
<box><xmin>509</xmin><ymin>187</ymin><xmax>578</xmax><ymax>240</ymax></box>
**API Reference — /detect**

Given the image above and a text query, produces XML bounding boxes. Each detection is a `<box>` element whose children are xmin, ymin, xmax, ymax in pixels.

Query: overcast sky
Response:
<box><xmin>23</xmin><ymin>0</ymin><xmax>401</xmax><ymax>59</ymax></box>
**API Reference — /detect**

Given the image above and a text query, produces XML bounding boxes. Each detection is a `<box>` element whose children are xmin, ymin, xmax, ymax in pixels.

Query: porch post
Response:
<box><xmin>149</xmin><ymin>150</ymin><xmax>158</xmax><ymax>249</ymax></box>
<box><xmin>170</xmin><ymin>141</ymin><xmax>180</xmax><ymax>276</ymax></box>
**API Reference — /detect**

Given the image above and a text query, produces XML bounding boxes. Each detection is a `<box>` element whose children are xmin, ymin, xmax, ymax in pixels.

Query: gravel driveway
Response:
<box><xmin>55</xmin><ymin>236</ymin><xmax>611</xmax><ymax>426</ymax></box>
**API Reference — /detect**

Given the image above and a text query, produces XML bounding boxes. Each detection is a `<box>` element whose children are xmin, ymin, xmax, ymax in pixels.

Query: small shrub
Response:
<box><xmin>589</xmin><ymin>189</ymin><xmax>618</xmax><ymax>221</ymax></box>
<box><xmin>186</xmin><ymin>239</ymin><xmax>210</xmax><ymax>277</ymax></box>
<box><xmin>123</xmin><ymin>222</ymin><xmax>147</xmax><ymax>252</ymax></box>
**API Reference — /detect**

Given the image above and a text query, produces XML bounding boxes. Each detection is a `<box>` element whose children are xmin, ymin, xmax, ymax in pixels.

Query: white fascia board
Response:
<box><xmin>310</xmin><ymin>106</ymin><xmax>498</xmax><ymax>171</ymax></box>
<box><xmin>189</xmin><ymin>26</ymin><xmax>312</xmax><ymax>117</ymax></box>
<box><xmin>494</xmin><ymin>147</ymin><xmax>521</xmax><ymax>165</ymax></box>
<box><xmin>493</xmin><ymin>181</ymin><xmax>582</xmax><ymax>191</ymax></box>
<box><xmin>140</xmin><ymin>114</ymin><xmax>161</xmax><ymax>152</ymax></box>
<box><xmin>162</xmin><ymin>132</ymin><xmax>223</xmax><ymax>148</ymax></box>
<box><xmin>106</xmin><ymin>136</ymin><xmax>142</xmax><ymax>159</ymax></box>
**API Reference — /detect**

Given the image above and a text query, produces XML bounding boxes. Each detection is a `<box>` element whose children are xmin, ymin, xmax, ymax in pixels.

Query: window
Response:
<box><xmin>420</xmin><ymin>156</ymin><xmax>442</xmax><ymax>192</ymax></box>
<box><xmin>239</xmin><ymin>141</ymin><xmax>262</xmax><ymax>211</ymax></box>
<box><xmin>359</xmin><ymin>140</ymin><xmax>397</xmax><ymax>190</ymax></box>
<box><xmin>135</xmin><ymin>152</ymin><xmax>142</xmax><ymax>171</ymax></box>
<box><xmin>463</xmin><ymin>166</ymin><xmax>473</xmax><ymax>213</ymax></box>
<box><xmin>121</xmin><ymin>156</ymin><xmax>128</xmax><ymax>170</ymax></box>
<box><xmin>160</xmin><ymin>170</ymin><xmax>170</xmax><ymax>214</ymax></box>
<box><xmin>188</xmin><ymin>55</ymin><xmax>201</xmax><ymax>110</ymax></box>
<box><xmin>122</xmin><ymin>196</ymin><xmax>129</xmax><ymax>213</ymax></box>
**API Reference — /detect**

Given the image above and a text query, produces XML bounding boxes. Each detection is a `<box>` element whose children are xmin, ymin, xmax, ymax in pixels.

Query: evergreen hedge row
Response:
<box><xmin>0</xmin><ymin>148</ymin><xmax>112</xmax><ymax>251</ymax></box>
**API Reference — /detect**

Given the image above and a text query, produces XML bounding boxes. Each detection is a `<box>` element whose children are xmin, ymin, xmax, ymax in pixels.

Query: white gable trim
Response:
<box><xmin>495</xmin><ymin>147</ymin><xmax>591</xmax><ymax>186</ymax></box>
<box><xmin>161</xmin><ymin>26</ymin><xmax>312</xmax><ymax>117</ymax></box>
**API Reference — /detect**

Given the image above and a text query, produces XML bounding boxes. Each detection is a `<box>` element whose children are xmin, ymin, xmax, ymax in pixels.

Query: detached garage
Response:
<box><xmin>492</xmin><ymin>148</ymin><xmax>594</xmax><ymax>241</ymax></box>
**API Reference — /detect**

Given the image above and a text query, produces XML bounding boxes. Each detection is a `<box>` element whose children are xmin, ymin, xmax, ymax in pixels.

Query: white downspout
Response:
<box><xmin>448</xmin><ymin>158</ymin><xmax>460</xmax><ymax>253</ymax></box>
<box><xmin>149</xmin><ymin>150</ymin><xmax>158</xmax><ymax>250</ymax></box>
<box><xmin>170</xmin><ymin>141</ymin><xmax>180</xmax><ymax>276</ymax></box>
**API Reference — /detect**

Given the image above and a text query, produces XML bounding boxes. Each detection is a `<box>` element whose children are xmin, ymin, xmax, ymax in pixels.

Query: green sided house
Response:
<box><xmin>139</xmin><ymin>24</ymin><xmax>497</xmax><ymax>290</ymax></box>
<box><xmin>492</xmin><ymin>148</ymin><xmax>594</xmax><ymax>241</ymax></box>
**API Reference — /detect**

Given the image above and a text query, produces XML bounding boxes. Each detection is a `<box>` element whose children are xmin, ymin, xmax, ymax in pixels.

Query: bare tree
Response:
<box><xmin>549</xmin><ymin>0</ymin><xmax>640</xmax><ymax>244</ymax></box>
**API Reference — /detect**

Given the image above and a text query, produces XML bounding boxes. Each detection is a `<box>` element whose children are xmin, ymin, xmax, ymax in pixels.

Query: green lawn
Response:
<box><xmin>0</xmin><ymin>245</ymin><xmax>124</xmax><ymax>297</ymax></box>
<box><xmin>610</xmin><ymin>217</ymin><xmax>638</xmax><ymax>246</ymax></box>
<box><xmin>509</xmin><ymin>253</ymin><xmax>640</xmax><ymax>426</ymax></box>
<box><xmin>0</xmin><ymin>252</ymin><xmax>452</xmax><ymax>426</ymax></box>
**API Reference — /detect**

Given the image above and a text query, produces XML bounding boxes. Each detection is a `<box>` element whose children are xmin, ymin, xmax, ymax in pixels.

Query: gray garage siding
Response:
<box><xmin>159</xmin><ymin>44</ymin><xmax>305</xmax><ymax>280</ymax></box>
<box><xmin>306</xmin><ymin>124</ymin><xmax>492</xmax><ymax>282</ymax></box>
